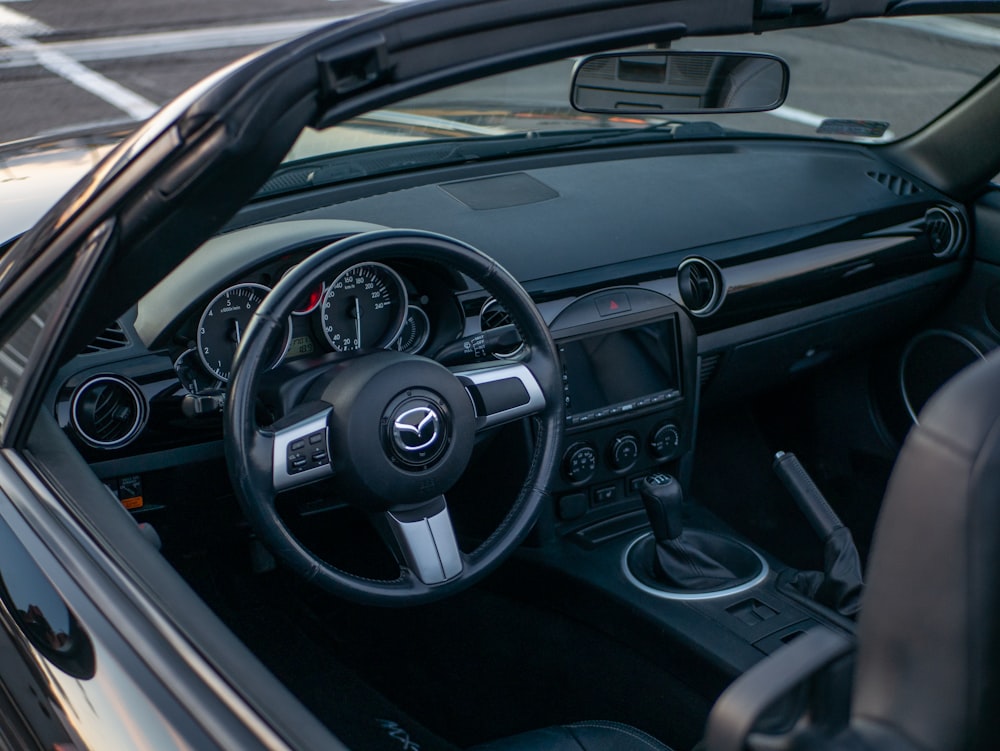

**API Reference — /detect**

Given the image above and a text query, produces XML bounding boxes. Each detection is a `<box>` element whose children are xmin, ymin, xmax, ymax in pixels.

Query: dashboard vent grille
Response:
<box><xmin>479</xmin><ymin>298</ymin><xmax>523</xmax><ymax>358</ymax></box>
<box><xmin>677</xmin><ymin>257</ymin><xmax>724</xmax><ymax>317</ymax></box>
<box><xmin>700</xmin><ymin>353</ymin><xmax>722</xmax><ymax>387</ymax></box>
<box><xmin>866</xmin><ymin>170</ymin><xmax>921</xmax><ymax>197</ymax></box>
<box><xmin>82</xmin><ymin>320</ymin><xmax>130</xmax><ymax>354</ymax></box>
<box><xmin>924</xmin><ymin>206</ymin><xmax>964</xmax><ymax>258</ymax></box>
<box><xmin>70</xmin><ymin>375</ymin><xmax>147</xmax><ymax>450</ymax></box>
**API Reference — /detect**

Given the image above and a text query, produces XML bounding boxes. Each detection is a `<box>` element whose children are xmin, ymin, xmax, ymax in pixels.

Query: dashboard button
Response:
<box><xmin>594</xmin><ymin>292</ymin><xmax>632</xmax><ymax>317</ymax></box>
<box><xmin>608</xmin><ymin>433</ymin><xmax>640</xmax><ymax>472</ymax></box>
<box><xmin>593</xmin><ymin>485</ymin><xmax>617</xmax><ymax>505</ymax></box>
<box><xmin>650</xmin><ymin>422</ymin><xmax>682</xmax><ymax>461</ymax></box>
<box><xmin>558</xmin><ymin>493</ymin><xmax>588</xmax><ymax>521</ymax></box>
<box><xmin>562</xmin><ymin>442</ymin><xmax>598</xmax><ymax>484</ymax></box>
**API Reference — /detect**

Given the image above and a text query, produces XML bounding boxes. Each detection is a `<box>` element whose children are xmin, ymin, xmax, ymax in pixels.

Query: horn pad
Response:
<box><xmin>313</xmin><ymin>351</ymin><xmax>476</xmax><ymax>510</ymax></box>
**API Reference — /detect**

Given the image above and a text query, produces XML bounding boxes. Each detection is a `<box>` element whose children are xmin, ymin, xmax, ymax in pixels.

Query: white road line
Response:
<box><xmin>871</xmin><ymin>16</ymin><xmax>1000</xmax><ymax>48</ymax></box>
<box><xmin>0</xmin><ymin>4</ymin><xmax>48</xmax><ymax>36</ymax></box>
<box><xmin>0</xmin><ymin>5</ymin><xmax>158</xmax><ymax>120</ymax></box>
<box><xmin>2</xmin><ymin>34</ymin><xmax>158</xmax><ymax>119</ymax></box>
<box><xmin>0</xmin><ymin>16</ymin><xmax>349</xmax><ymax>69</ymax></box>
<box><xmin>769</xmin><ymin>104</ymin><xmax>826</xmax><ymax>129</ymax></box>
<box><xmin>767</xmin><ymin>104</ymin><xmax>895</xmax><ymax>141</ymax></box>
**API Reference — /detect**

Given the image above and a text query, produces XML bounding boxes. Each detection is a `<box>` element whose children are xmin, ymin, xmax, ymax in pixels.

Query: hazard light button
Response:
<box><xmin>595</xmin><ymin>292</ymin><xmax>631</xmax><ymax>317</ymax></box>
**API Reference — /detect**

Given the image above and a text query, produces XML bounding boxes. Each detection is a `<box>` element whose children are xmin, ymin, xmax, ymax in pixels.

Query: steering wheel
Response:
<box><xmin>224</xmin><ymin>230</ymin><xmax>564</xmax><ymax>605</ymax></box>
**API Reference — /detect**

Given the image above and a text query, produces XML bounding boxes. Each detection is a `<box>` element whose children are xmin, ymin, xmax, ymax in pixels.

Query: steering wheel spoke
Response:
<box><xmin>269</xmin><ymin>403</ymin><xmax>334</xmax><ymax>492</ymax></box>
<box><xmin>455</xmin><ymin>361</ymin><xmax>547</xmax><ymax>431</ymax></box>
<box><xmin>385</xmin><ymin>496</ymin><xmax>464</xmax><ymax>585</ymax></box>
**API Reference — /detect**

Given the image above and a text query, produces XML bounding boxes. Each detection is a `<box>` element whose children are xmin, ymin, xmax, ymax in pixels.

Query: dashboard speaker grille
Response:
<box><xmin>70</xmin><ymin>375</ymin><xmax>147</xmax><ymax>449</ymax></box>
<box><xmin>866</xmin><ymin>170</ymin><xmax>921</xmax><ymax>196</ymax></box>
<box><xmin>82</xmin><ymin>320</ymin><xmax>130</xmax><ymax>354</ymax></box>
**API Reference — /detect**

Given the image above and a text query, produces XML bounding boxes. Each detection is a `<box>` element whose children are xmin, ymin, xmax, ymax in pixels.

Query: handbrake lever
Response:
<box><xmin>773</xmin><ymin>451</ymin><xmax>864</xmax><ymax>617</ymax></box>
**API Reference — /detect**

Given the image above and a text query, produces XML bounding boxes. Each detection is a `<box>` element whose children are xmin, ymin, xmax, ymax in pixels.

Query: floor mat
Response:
<box><xmin>186</xmin><ymin>559</ymin><xmax>460</xmax><ymax>751</ymax></box>
<box><xmin>302</xmin><ymin>584</ymin><xmax>712</xmax><ymax>750</ymax></box>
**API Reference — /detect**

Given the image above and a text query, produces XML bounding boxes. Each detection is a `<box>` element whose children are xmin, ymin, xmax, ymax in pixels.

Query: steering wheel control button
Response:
<box><xmin>563</xmin><ymin>442</ymin><xmax>598</xmax><ymax>484</ymax></box>
<box><xmin>385</xmin><ymin>394</ymin><xmax>450</xmax><ymax>470</ymax></box>
<box><xmin>650</xmin><ymin>422</ymin><xmax>682</xmax><ymax>461</ymax></box>
<box><xmin>286</xmin><ymin>428</ymin><xmax>331</xmax><ymax>475</ymax></box>
<box><xmin>609</xmin><ymin>433</ymin><xmax>640</xmax><ymax>471</ymax></box>
<box><xmin>272</xmin><ymin>408</ymin><xmax>335</xmax><ymax>492</ymax></box>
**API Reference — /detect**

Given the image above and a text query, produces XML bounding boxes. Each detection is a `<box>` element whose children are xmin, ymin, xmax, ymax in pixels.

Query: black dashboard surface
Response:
<box><xmin>246</xmin><ymin>141</ymin><xmax>932</xmax><ymax>286</ymax></box>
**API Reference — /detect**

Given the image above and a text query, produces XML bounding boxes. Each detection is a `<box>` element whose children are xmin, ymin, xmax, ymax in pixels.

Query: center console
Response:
<box><xmin>517</xmin><ymin>285</ymin><xmax>853</xmax><ymax>693</ymax></box>
<box><xmin>548</xmin><ymin>286</ymin><xmax>698</xmax><ymax>526</ymax></box>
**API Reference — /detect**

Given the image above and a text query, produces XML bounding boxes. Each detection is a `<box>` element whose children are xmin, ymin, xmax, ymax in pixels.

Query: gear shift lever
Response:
<box><xmin>640</xmin><ymin>473</ymin><xmax>684</xmax><ymax>541</ymax></box>
<box><xmin>638</xmin><ymin>473</ymin><xmax>751</xmax><ymax>590</ymax></box>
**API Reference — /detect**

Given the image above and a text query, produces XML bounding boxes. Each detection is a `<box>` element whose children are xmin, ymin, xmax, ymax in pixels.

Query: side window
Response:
<box><xmin>0</xmin><ymin>220</ymin><xmax>113</xmax><ymax>437</ymax></box>
<box><xmin>0</xmin><ymin>283</ymin><xmax>63</xmax><ymax>429</ymax></box>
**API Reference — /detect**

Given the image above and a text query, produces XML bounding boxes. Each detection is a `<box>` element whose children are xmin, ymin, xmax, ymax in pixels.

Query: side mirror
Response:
<box><xmin>571</xmin><ymin>51</ymin><xmax>789</xmax><ymax>115</ymax></box>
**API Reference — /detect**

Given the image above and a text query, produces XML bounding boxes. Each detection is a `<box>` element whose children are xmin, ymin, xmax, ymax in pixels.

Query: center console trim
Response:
<box><xmin>621</xmin><ymin>532</ymin><xmax>770</xmax><ymax>601</ymax></box>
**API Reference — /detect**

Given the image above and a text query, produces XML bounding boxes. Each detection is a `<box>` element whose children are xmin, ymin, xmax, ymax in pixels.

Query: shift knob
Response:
<box><xmin>640</xmin><ymin>473</ymin><xmax>684</xmax><ymax>542</ymax></box>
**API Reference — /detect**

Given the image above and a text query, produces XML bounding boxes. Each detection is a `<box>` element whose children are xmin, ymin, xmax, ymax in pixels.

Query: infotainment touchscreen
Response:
<box><xmin>559</xmin><ymin>317</ymin><xmax>680</xmax><ymax>419</ymax></box>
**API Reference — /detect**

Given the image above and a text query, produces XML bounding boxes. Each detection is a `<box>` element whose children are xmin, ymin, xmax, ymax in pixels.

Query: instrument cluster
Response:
<box><xmin>175</xmin><ymin>257</ymin><xmax>464</xmax><ymax>390</ymax></box>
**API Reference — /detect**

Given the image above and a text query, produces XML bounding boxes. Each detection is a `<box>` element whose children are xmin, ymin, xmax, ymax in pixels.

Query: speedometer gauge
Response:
<box><xmin>197</xmin><ymin>283</ymin><xmax>288</xmax><ymax>382</ymax></box>
<box><xmin>320</xmin><ymin>263</ymin><xmax>407</xmax><ymax>352</ymax></box>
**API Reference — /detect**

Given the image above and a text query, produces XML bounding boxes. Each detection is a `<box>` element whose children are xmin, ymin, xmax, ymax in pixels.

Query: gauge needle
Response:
<box><xmin>233</xmin><ymin>319</ymin><xmax>241</xmax><ymax>345</ymax></box>
<box><xmin>354</xmin><ymin>297</ymin><xmax>362</xmax><ymax>348</ymax></box>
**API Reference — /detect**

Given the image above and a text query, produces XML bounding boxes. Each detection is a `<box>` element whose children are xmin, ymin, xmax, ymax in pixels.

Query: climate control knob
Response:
<box><xmin>563</xmin><ymin>442</ymin><xmax>598</xmax><ymax>484</ymax></box>
<box><xmin>650</xmin><ymin>422</ymin><xmax>682</xmax><ymax>461</ymax></box>
<box><xmin>609</xmin><ymin>433</ymin><xmax>640</xmax><ymax>471</ymax></box>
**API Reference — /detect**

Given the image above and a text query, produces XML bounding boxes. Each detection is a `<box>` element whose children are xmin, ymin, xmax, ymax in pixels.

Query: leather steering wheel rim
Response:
<box><xmin>224</xmin><ymin>229</ymin><xmax>563</xmax><ymax>605</ymax></box>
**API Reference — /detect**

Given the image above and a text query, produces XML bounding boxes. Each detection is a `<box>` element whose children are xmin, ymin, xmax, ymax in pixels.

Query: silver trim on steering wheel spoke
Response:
<box><xmin>271</xmin><ymin>408</ymin><xmax>335</xmax><ymax>492</ymax></box>
<box><xmin>455</xmin><ymin>362</ymin><xmax>546</xmax><ymax>430</ymax></box>
<box><xmin>386</xmin><ymin>500</ymin><xmax>464</xmax><ymax>585</ymax></box>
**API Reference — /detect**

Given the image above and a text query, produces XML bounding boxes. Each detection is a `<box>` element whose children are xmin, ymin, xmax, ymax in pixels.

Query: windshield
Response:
<box><xmin>278</xmin><ymin>15</ymin><xmax>999</xmax><ymax>174</ymax></box>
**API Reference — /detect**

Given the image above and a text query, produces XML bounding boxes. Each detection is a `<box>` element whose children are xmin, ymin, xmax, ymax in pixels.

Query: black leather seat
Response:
<box><xmin>707</xmin><ymin>348</ymin><xmax>1000</xmax><ymax>750</ymax></box>
<box><xmin>471</xmin><ymin>721</ymin><xmax>674</xmax><ymax>751</ymax></box>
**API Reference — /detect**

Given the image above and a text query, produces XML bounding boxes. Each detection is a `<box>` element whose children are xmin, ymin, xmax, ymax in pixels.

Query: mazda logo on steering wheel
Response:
<box><xmin>392</xmin><ymin>406</ymin><xmax>442</xmax><ymax>453</ymax></box>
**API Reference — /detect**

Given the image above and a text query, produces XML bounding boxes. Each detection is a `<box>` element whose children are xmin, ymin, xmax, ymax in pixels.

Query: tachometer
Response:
<box><xmin>197</xmin><ymin>283</ymin><xmax>288</xmax><ymax>381</ymax></box>
<box><xmin>320</xmin><ymin>263</ymin><xmax>407</xmax><ymax>352</ymax></box>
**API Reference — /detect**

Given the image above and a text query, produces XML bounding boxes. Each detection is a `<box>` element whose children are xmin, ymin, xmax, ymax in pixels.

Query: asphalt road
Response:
<box><xmin>1</xmin><ymin>2</ymin><xmax>999</xmax><ymax>144</ymax></box>
<box><xmin>0</xmin><ymin>0</ymin><xmax>396</xmax><ymax>142</ymax></box>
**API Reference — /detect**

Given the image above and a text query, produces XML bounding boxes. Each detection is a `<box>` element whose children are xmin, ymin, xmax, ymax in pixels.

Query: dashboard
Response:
<box><xmin>49</xmin><ymin>138</ymin><xmax>969</xmax><ymax>531</ymax></box>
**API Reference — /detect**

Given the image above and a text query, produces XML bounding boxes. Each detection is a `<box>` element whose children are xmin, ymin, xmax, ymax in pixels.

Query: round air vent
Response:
<box><xmin>924</xmin><ymin>206</ymin><xmax>964</xmax><ymax>258</ymax></box>
<box><xmin>479</xmin><ymin>298</ymin><xmax>523</xmax><ymax>358</ymax></box>
<box><xmin>70</xmin><ymin>375</ymin><xmax>147</xmax><ymax>449</ymax></box>
<box><xmin>677</xmin><ymin>257</ymin><xmax>724</xmax><ymax>316</ymax></box>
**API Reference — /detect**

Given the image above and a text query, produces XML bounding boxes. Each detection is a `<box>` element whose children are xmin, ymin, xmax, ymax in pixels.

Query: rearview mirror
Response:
<box><xmin>571</xmin><ymin>51</ymin><xmax>789</xmax><ymax>115</ymax></box>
